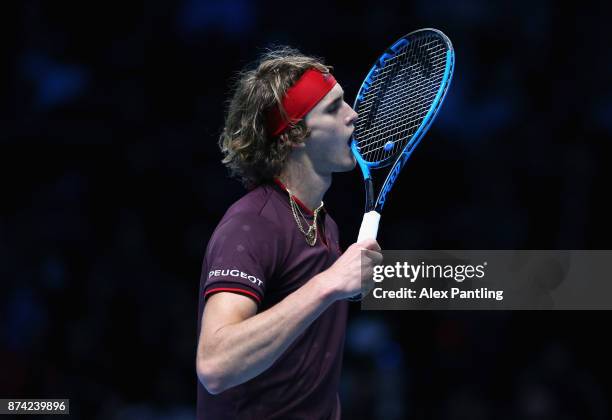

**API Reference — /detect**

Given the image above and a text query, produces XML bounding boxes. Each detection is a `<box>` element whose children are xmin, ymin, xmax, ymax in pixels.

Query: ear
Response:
<box><xmin>280</xmin><ymin>133</ymin><xmax>306</xmax><ymax>149</ymax></box>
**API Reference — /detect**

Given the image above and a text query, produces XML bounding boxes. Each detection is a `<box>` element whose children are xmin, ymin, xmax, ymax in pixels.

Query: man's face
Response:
<box><xmin>303</xmin><ymin>83</ymin><xmax>358</xmax><ymax>174</ymax></box>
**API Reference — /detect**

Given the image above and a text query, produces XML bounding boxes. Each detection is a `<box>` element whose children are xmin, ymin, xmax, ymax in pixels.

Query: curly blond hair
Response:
<box><xmin>219</xmin><ymin>47</ymin><xmax>332</xmax><ymax>188</ymax></box>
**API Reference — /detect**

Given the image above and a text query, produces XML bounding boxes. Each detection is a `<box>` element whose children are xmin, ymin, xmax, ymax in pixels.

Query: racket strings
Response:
<box><xmin>356</xmin><ymin>37</ymin><xmax>445</xmax><ymax>126</ymax></box>
<box><xmin>366</xmin><ymin>57</ymin><xmax>445</xmax><ymax>160</ymax></box>
<box><xmin>354</xmin><ymin>35</ymin><xmax>448</xmax><ymax>163</ymax></box>
<box><xmin>355</xmin><ymin>56</ymin><xmax>447</xmax><ymax>120</ymax></box>
<box><xmin>355</xmin><ymin>41</ymin><xmax>445</xmax><ymax>108</ymax></box>
<box><xmin>355</xmin><ymin>55</ymin><xmax>447</xmax><ymax>111</ymax></box>
<box><xmin>360</xmin><ymin>41</ymin><xmax>446</xmax><ymax>160</ymax></box>
<box><xmin>364</xmin><ymin>76</ymin><xmax>444</xmax><ymax>156</ymax></box>
<box><xmin>356</xmin><ymin>65</ymin><xmax>446</xmax><ymax>139</ymax></box>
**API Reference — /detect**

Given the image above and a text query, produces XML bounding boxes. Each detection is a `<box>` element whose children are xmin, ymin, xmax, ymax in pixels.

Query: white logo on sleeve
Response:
<box><xmin>208</xmin><ymin>269</ymin><xmax>264</xmax><ymax>288</ymax></box>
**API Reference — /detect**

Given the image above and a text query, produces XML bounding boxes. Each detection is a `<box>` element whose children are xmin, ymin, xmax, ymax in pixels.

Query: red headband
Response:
<box><xmin>266</xmin><ymin>68</ymin><xmax>337</xmax><ymax>137</ymax></box>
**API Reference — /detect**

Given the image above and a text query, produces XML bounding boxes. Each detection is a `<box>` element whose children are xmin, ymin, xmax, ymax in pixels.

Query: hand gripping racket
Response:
<box><xmin>352</xmin><ymin>28</ymin><xmax>455</xmax><ymax>242</ymax></box>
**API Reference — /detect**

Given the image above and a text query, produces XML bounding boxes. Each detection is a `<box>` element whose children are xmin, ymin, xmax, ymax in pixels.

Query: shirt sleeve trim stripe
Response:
<box><xmin>204</xmin><ymin>287</ymin><xmax>262</xmax><ymax>303</ymax></box>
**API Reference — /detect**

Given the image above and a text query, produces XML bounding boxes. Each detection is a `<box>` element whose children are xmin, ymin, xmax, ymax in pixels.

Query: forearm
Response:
<box><xmin>199</xmin><ymin>273</ymin><xmax>337</xmax><ymax>393</ymax></box>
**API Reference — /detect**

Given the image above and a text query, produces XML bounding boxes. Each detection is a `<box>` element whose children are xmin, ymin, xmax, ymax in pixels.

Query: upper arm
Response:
<box><xmin>197</xmin><ymin>292</ymin><xmax>258</xmax><ymax>360</ymax></box>
<box><xmin>203</xmin><ymin>212</ymin><xmax>284</xmax><ymax>304</ymax></box>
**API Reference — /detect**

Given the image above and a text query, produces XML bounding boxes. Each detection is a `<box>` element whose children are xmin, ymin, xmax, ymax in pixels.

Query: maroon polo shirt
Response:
<box><xmin>197</xmin><ymin>181</ymin><xmax>348</xmax><ymax>420</ymax></box>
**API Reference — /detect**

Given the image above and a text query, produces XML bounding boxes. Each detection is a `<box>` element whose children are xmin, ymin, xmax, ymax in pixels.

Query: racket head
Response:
<box><xmin>351</xmin><ymin>28</ymin><xmax>455</xmax><ymax>181</ymax></box>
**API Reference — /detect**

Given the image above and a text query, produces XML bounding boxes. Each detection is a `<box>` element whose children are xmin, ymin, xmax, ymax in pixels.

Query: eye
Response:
<box><xmin>327</xmin><ymin>102</ymin><xmax>341</xmax><ymax>114</ymax></box>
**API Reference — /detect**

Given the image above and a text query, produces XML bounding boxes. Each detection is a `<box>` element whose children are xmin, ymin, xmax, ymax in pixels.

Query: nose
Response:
<box><xmin>346</xmin><ymin>106</ymin><xmax>358</xmax><ymax>126</ymax></box>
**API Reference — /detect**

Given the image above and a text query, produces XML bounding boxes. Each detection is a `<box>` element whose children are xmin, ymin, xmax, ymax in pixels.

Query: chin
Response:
<box><xmin>335</xmin><ymin>156</ymin><xmax>357</xmax><ymax>173</ymax></box>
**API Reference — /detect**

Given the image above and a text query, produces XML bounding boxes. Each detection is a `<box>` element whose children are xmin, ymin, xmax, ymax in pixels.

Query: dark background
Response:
<box><xmin>3</xmin><ymin>0</ymin><xmax>612</xmax><ymax>418</ymax></box>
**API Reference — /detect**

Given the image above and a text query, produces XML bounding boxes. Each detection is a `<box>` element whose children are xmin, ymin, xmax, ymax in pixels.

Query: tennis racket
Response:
<box><xmin>352</xmin><ymin>28</ymin><xmax>455</xmax><ymax>242</ymax></box>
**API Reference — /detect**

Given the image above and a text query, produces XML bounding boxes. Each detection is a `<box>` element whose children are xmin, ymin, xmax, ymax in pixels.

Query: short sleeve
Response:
<box><xmin>202</xmin><ymin>212</ymin><xmax>281</xmax><ymax>305</ymax></box>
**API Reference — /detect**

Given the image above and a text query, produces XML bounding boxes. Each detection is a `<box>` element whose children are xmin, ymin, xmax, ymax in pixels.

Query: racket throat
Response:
<box><xmin>364</xmin><ymin>178</ymin><xmax>375</xmax><ymax>212</ymax></box>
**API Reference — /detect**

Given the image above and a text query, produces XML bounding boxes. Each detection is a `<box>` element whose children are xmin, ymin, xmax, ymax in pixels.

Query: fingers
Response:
<box><xmin>355</xmin><ymin>238</ymin><xmax>381</xmax><ymax>252</ymax></box>
<box><xmin>362</xmin><ymin>249</ymin><xmax>383</xmax><ymax>265</ymax></box>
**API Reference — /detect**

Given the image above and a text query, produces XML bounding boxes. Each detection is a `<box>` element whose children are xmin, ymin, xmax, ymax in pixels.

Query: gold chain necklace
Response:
<box><xmin>286</xmin><ymin>188</ymin><xmax>324</xmax><ymax>246</ymax></box>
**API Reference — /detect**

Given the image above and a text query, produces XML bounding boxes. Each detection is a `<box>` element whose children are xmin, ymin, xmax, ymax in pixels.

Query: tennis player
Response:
<box><xmin>196</xmin><ymin>47</ymin><xmax>382</xmax><ymax>419</ymax></box>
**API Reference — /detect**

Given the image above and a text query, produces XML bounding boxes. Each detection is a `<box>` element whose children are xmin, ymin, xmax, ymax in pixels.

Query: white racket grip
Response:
<box><xmin>357</xmin><ymin>211</ymin><xmax>381</xmax><ymax>242</ymax></box>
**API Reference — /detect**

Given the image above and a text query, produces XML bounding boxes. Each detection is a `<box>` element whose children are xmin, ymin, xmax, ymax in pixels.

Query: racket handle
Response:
<box><xmin>357</xmin><ymin>211</ymin><xmax>381</xmax><ymax>242</ymax></box>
